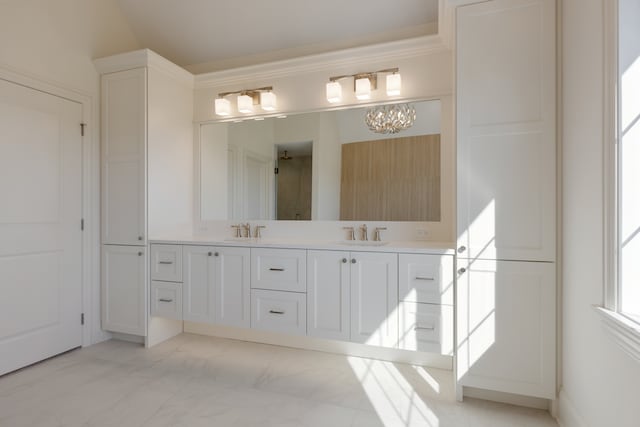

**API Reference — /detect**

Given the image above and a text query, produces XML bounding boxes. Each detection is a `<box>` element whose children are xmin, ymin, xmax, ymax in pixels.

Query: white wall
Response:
<box><xmin>560</xmin><ymin>1</ymin><xmax>640</xmax><ymax>426</ymax></box>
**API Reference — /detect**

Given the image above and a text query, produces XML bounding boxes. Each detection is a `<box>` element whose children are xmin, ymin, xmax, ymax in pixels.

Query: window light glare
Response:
<box><xmin>326</xmin><ymin>81</ymin><xmax>342</xmax><ymax>103</ymax></box>
<box><xmin>214</xmin><ymin>98</ymin><xmax>231</xmax><ymax>116</ymax></box>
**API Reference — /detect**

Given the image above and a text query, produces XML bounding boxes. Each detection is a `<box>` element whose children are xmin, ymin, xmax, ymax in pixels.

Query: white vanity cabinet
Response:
<box><xmin>307</xmin><ymin>250</ymin><xmax>398</xmax><ymax>348</ymax></box>
<box><xmin>455</xmin><ymin>0</ymin><xmax>556</xmax><ymax>399</ymax></box>
<box><xmin>183</xmin><ymin>245</ymin><xmax>251</xmax><ymax>328</ymax></box>
<box><xmin>397</xmin><ymin>254</ymin><xmax>454</xmax><ymax>355</ymax></box>
<box><xmin>456</xmin><ymin>259</ymin><xmax>556</xmax><ymax>399</ymax></box>
<box><xmin>96</xmin><ymin>49</ymin><xmax>194</xmax><ymax>337</ymax></box>
<box><xmin>101</xmin><ymin>245</ymin><xmax>147</xmax><ymax>335</ymax></box>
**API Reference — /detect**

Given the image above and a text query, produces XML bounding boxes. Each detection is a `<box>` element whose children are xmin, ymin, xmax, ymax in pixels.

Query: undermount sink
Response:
<box><xmin>336</xmin><ymin>240</ymin><xmax>390</xmax><ymax>246</ymax></box>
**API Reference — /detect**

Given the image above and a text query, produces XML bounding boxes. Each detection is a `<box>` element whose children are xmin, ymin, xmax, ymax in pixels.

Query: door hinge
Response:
<box><xmin>81</xmin><ymin>219</ymin><xmax>84</xmax><ymax>231</ymax></box>
<box><xmin>81</xmin><ymin>313</ymin><xmax>85</xmax><ymax>325</ymax></box>
<box><xmin>274</xmin><ymin>167</ymin><xmax>279</xmax><ymax>174</ymax></box>
<box><xmin>80</xmin><ymin>123</ymin><xmax>86</xmax><ymax>137</ymax></box>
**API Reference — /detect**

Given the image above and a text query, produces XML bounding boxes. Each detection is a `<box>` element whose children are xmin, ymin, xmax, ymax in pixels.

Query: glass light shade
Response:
<box><xmin>326</xmin><ymin>81</ymin><xmax>342</xmax><ymax>103</ymax></box>
<box><xmin>237</xmin><ymin>94</ymin><xmax>253</xmax><ymax>113</ymax></box>
<box><xmin>355</xmin><ymin>77</ymin><xmax>371</xmax><ymax>100</ymax></box>
<box><xmin>214</xmin><ymin>98</ymin><xmax>231</xmax><ymax>116</ymax></box>
<box><xmin>260</xmin><ymin>91</ymin><xmax>277</xmax><ymax>111</ymax></box>
<box><xmin>386</xmin><ymin>73</ymin><xmax>402</xmax><ymax>96</ymax></box>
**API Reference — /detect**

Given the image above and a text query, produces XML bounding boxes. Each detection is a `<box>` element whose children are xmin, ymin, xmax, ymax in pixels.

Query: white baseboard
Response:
<box><xmin>183</xmin><ymin>321</ymin><xmax>453</xmax><ymax>369</ymax></box>
<box><xmin>557</xmin><ymin>389</ymin><xmax>588</xmax><ymax>427</ymax></box>
<box><xmin>463</xmin><ymin>386</ymin><xmax>551</xmax><ymax>410</ymax></box>
<box><xmin>110</xmin><ymin>332</ymin><xmax>145</xmax><ymax>344</ymax></box>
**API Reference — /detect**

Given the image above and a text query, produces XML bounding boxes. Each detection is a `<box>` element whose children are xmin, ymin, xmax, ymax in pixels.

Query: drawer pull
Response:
<box><xmin>414</xmin><ymin>326</ymin><xmax>436</xmax><ymax>331</ymax></box>
<box><xmin>269</xmin><ymin>268</ymin><xmax>285</xmax><ymax>272</ymax></box>
<box><xmin>415</xmin><ymin>276</ymin><xmax>435</xmax><ymax>281</ymax></box>
<box><xmin>159</xmin><ymin>298</ymin><xmax>173</xmax><ymax>303</ymax></box>
<box><xmin>269</xmin><ymin>310</ymin><xmax>285</xmax><ymax>315</ymax></box>
<box><xmin>158</xmin><ymin>261</ymin><xmax>173</xmax><ymax>265</ymax></box>
<box><xmin>458</xmin><ymin>267</ymin><xmax>466</xmax><ymax>274</ymax></box>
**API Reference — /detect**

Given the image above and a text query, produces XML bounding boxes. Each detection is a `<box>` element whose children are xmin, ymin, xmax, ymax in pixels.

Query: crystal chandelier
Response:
<box><xmin>365</xmin><ymin>103</ymin><xmax>416</xmax><ymax>134</ymax></box>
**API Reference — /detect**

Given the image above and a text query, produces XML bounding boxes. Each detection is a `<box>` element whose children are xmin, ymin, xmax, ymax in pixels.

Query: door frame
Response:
<box><xmin>0</xmin><ymin>65</ymin><xmax>101</xmax><ymax>347</ymax></box>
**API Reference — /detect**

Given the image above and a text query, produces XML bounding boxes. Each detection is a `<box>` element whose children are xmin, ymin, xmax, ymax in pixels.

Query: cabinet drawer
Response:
<box><xmin>151</xmin><ymin>244</ymin><xmax>183</xmax><ymax>282</ymax></box>
<box><xmin>399</xmin><ymin>302</ymin><xmax>453</xmax><ymax>355</ymax></box>
<box><xmin>150</xmin><ymin>281</ymin><xmax>182</xmax><ymax>320</ymax></box>
<box><xmin>251</xmin><ymin>248</ymin><xmax>306</xmax><ymax>292</ymax></box>
<box><xmin>251</xmin><ymin>289</ymin><xmax>306</xmax><ymax>336</ymax></box>
<box><xmin>399</xmin><ymin>254</ymin><xmax>454</xmax><ymax>305</ymax></box>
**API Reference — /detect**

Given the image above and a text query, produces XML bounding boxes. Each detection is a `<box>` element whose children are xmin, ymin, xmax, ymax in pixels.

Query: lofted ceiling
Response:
<box><xmin>116</xmin><ymin>0</ymin><xmax>439</xmax><ymax>73</ymax></box>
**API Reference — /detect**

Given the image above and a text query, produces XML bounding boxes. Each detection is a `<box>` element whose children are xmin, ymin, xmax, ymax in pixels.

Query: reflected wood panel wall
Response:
<box><xmin>340</xmin><ymin>134</ymin><xmax>440</xmax><ymax>221</ymax></box>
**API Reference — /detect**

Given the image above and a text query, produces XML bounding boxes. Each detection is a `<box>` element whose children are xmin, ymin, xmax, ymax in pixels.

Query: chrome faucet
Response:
<box><xmin>360</xmin><ymin>224</ymin><xmax>368</xmax><ymax>241</ymax></box>
<box><xmin>243</xmin><ymin>223</ymin><xmax>251</xmax><ymax>238</ymax></box>
<box><xmin>373</xmin><ymin>227</ymin><xmax>387</xmax><ymax>241</ymax></box>
<box><xmin>343</xmin><ymin>226</ymin><xmax>355</xmax><ymax>241</ymax></box>
<box><xmin>231</xmin><ymin>224</ymin><xmax>242</xmax><ymax>238</ymax></box>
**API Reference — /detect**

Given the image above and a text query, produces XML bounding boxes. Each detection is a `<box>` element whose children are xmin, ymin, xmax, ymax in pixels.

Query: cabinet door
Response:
<box><xmin>350</xmin><ymin>252</ymin><xmax>398</xmax><ymax>348</ymax></box>
<box><xmin>101</xmin><ymin>68</ymin><xmax>147</xmax><ymax>245</ymax></box>
<box><xmin>456</xmin><ymin>259</ymin><xmax>555</xmax><ymax>399</ymax></box>
<box><xmin>456</xmin><ymin>0</ymin><xmax>556</xmax><ymax>262</ymax></box>
<box><xmin>307</xmin><ymin>250</ymin><xmax>350</xmax><ymax>341</ymax></box>
<box><xmin>215</xmin><ymin>247</ymin><xmax>250</xmax><ymax>328</ymax></box>
<box><xmin>182</xmin><ymin>246</ymin><xmax>215</xmax><ymax>323</ymax></box>
<box><xmin>101</xmin><ymin>245</ymin><xmax>147</xmax><ymax>335</ymax></box>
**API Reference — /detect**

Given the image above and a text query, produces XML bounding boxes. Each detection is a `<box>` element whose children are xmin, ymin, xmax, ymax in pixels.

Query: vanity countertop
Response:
<box><xmin>148</xmin><ymin>236</ymin><xmax>455</xmax><ymax>255</ymax></box>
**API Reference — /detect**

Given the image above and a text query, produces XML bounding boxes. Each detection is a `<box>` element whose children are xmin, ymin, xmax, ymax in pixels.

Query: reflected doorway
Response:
<box><xmin>275</xmin><ymin>141</ymin><xmax>313</xmax><ymax>220</ymax></box>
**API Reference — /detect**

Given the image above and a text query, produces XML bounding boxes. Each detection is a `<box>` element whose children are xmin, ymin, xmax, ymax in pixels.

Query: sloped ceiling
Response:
<box><xmin>116</xmin><ymin>0</ymin><xmax>438</xmax><ymax>73</ymax></box>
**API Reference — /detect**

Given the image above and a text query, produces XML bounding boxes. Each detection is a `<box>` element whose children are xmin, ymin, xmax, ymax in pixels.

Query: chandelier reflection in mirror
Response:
<box><xmin>365</xmin><ymin>103</ymin><xmax>417</xmax><ymax>134</ymax></box>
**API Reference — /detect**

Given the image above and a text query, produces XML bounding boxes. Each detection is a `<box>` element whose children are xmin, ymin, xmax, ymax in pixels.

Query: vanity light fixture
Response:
<box><xmin>214</xmin><ymin>86</ymin><xmax>276</xmax><ymax>116</ymax></box>
<box><xmin>326</xmin><ymin>68</ymin><xmax>400</xmax><ymax>103</ymax></box>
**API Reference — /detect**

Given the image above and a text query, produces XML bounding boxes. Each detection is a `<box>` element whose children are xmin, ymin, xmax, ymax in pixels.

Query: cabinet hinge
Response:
<box><xmin>81</xmin><ymin>313</ymin><xmax>85</xmax><ymax>325</ymax></box>
<box><xmin>81</xmin><ymin>219</ymin><xmax>84</xmax><ymax>231</ymax></box>
<box><xmin>80</xmin><ymin>123</ymin><xmax>86</xmax><ymax>137</ymax></box>
<box><xmin>274</xmin><ymin>167</ymin><xmax>279</xmax><ymax>175</ymax></box>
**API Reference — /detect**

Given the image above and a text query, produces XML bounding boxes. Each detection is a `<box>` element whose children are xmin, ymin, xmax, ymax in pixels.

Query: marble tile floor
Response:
<box><xmin>0</xmin><ymin>333</ymin><xmax>559</xmax><ymax>427</ymax></box>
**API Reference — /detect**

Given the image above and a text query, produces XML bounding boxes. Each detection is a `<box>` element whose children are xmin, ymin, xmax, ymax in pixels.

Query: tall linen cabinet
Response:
<box><xmin>455</xmin><ymin>0</ymin><xmax>557</xmax><ymax>400</ymax></box>
<box><xmin>96</xmin><ymin>50</ymin><xmax>194</xmax><ymax>338</ymax></box>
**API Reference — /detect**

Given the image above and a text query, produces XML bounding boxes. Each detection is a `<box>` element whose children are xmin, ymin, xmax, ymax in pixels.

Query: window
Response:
<box><xmin>603</xmin><ymin>0</ymin><xmax>640</xmax><ymax>337</ymax></box>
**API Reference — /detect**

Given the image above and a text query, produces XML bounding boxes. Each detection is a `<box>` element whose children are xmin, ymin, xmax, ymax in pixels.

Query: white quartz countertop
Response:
<box><xmin>148</xmin><ymin>236</ymin><xmax>455</xmax><ymax>255</ymax></box>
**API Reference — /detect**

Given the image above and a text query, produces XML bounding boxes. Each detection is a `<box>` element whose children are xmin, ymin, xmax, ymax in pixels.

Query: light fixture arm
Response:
<box><xmin>217</xmin><ymin>86</ymin><xmax>273</xmax><ymax>99</ymax></box>
<box><xmin>326</xmin><ymin>68</ymin><xmax>400</xmax><ymax>103</ymax></box>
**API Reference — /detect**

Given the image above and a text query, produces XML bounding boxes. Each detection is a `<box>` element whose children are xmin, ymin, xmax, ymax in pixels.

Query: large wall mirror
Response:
<box><xmin>199</xmin><ymin>99</ymin><xmax>441</xmax><ymax>222</ymax></box>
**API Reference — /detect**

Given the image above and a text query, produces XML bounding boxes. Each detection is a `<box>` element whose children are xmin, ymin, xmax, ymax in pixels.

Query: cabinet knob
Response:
<box><xmin>458</xmin><ymin>267</ymin><xmax>466</xmax><ymax>274</ymax></box>
<box><xmin>342</xmin><ymin>258</ymin><xmax>348</xmax><ymax>263</ymax></box>
<box><xmin>208</xmin><ymin>252</ymin><xmax>212</xmax><ymax>256</ymax></box>
<box><xmin>138</xmin><ymin>236</ymin><xmax>143</xmax><ymax>241</ymax></box>
<box><xmin>138</xmin><ymin>251</ymin><xmax>143</xmax><ymax>256</ymax></box>
<box><xmin>214</xmin><ymin>252</ymin><xmax>219</xmax><ymax>257</ymax></box>
<box><xmin>351</xmin><ymin>258</ymin><xmax>356</xmax><ymax>264</ymax></box>
<box><xmin>457</xmin><ymin>246</ymin><xmax>466</xmax><ymax>253</ymax></box>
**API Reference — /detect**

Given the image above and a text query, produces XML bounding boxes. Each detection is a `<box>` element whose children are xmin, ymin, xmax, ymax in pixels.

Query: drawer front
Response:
<box><xmin>399</xmin><ymin>302</ymin><xmax>453</xmax><ymax>355</ymax></box>
<box><xmin>251</xmin><ymin>289</ymin><xmax>306</xmax><ymax>336</ymax></box>
<box><xmin>398</xmin><ymin>254</ymin><xmax>454</xmax><ymax>305</ymax></box>
<box><xmin>251</xmin><ymin>248</ymin><xmax>306</xmax><ymax>292</ymax></box>
<box><xmin>150</xmin><ymin>281</ymin><xmax>183</xmax><ymax>320</ymax></box>
<box><xmin>151</xmin><ymin>244</ymin><xmax>183</xmax><ymax>282</ymax></box>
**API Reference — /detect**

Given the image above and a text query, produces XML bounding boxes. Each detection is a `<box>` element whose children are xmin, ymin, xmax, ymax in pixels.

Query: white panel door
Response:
<box><xmin>456</xmin><ymin>0</ymin><xmax>556</xmax><ymax>262</ymax></box>
<box><xmin>307</xmin><ymin>250</ymin><xmax>350</xmax><ymax>341</ymax></box>
<box><xmin>182</xmin><ymin>246</ymin><xmax>216</xmax><ymax>323</ymax></box>
<box><xmin>456</xmin><ymin>259</ymin><xmax>556</xmax><ymax>399</ymax></box>
<box><xmin>350</xmin><ymin>252</ymin><xmax>398</xmax><ymax>348</ymax></box>
<box><xmin>215</xmin><ymin>247</ymin><xmax>250</xmax><ymax>328</ymax></box>
<box><xmin>0</xmin><ymin>79</ymin><xmax>82</xmax><ymax>375</ymax></box>
<box><xmin>102</xmin><ymin>245</ymin><xmax>147</xmax><ymax>335</ymax></box>
<box><xmin>102</xmin><ymin>68</ymin><xmax>146</xmax><ymax>245</ymax></box>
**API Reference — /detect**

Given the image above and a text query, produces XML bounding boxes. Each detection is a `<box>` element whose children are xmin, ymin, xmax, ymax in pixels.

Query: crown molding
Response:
<box><xmin>194</xmin><ymin>34</ymin><xmax>449</xmax><ymax>89</ymax></box>
<box><xmin>94</xmin><ymin>49</ymin><xmax>194</xmax><ymax>88</ymax></box>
